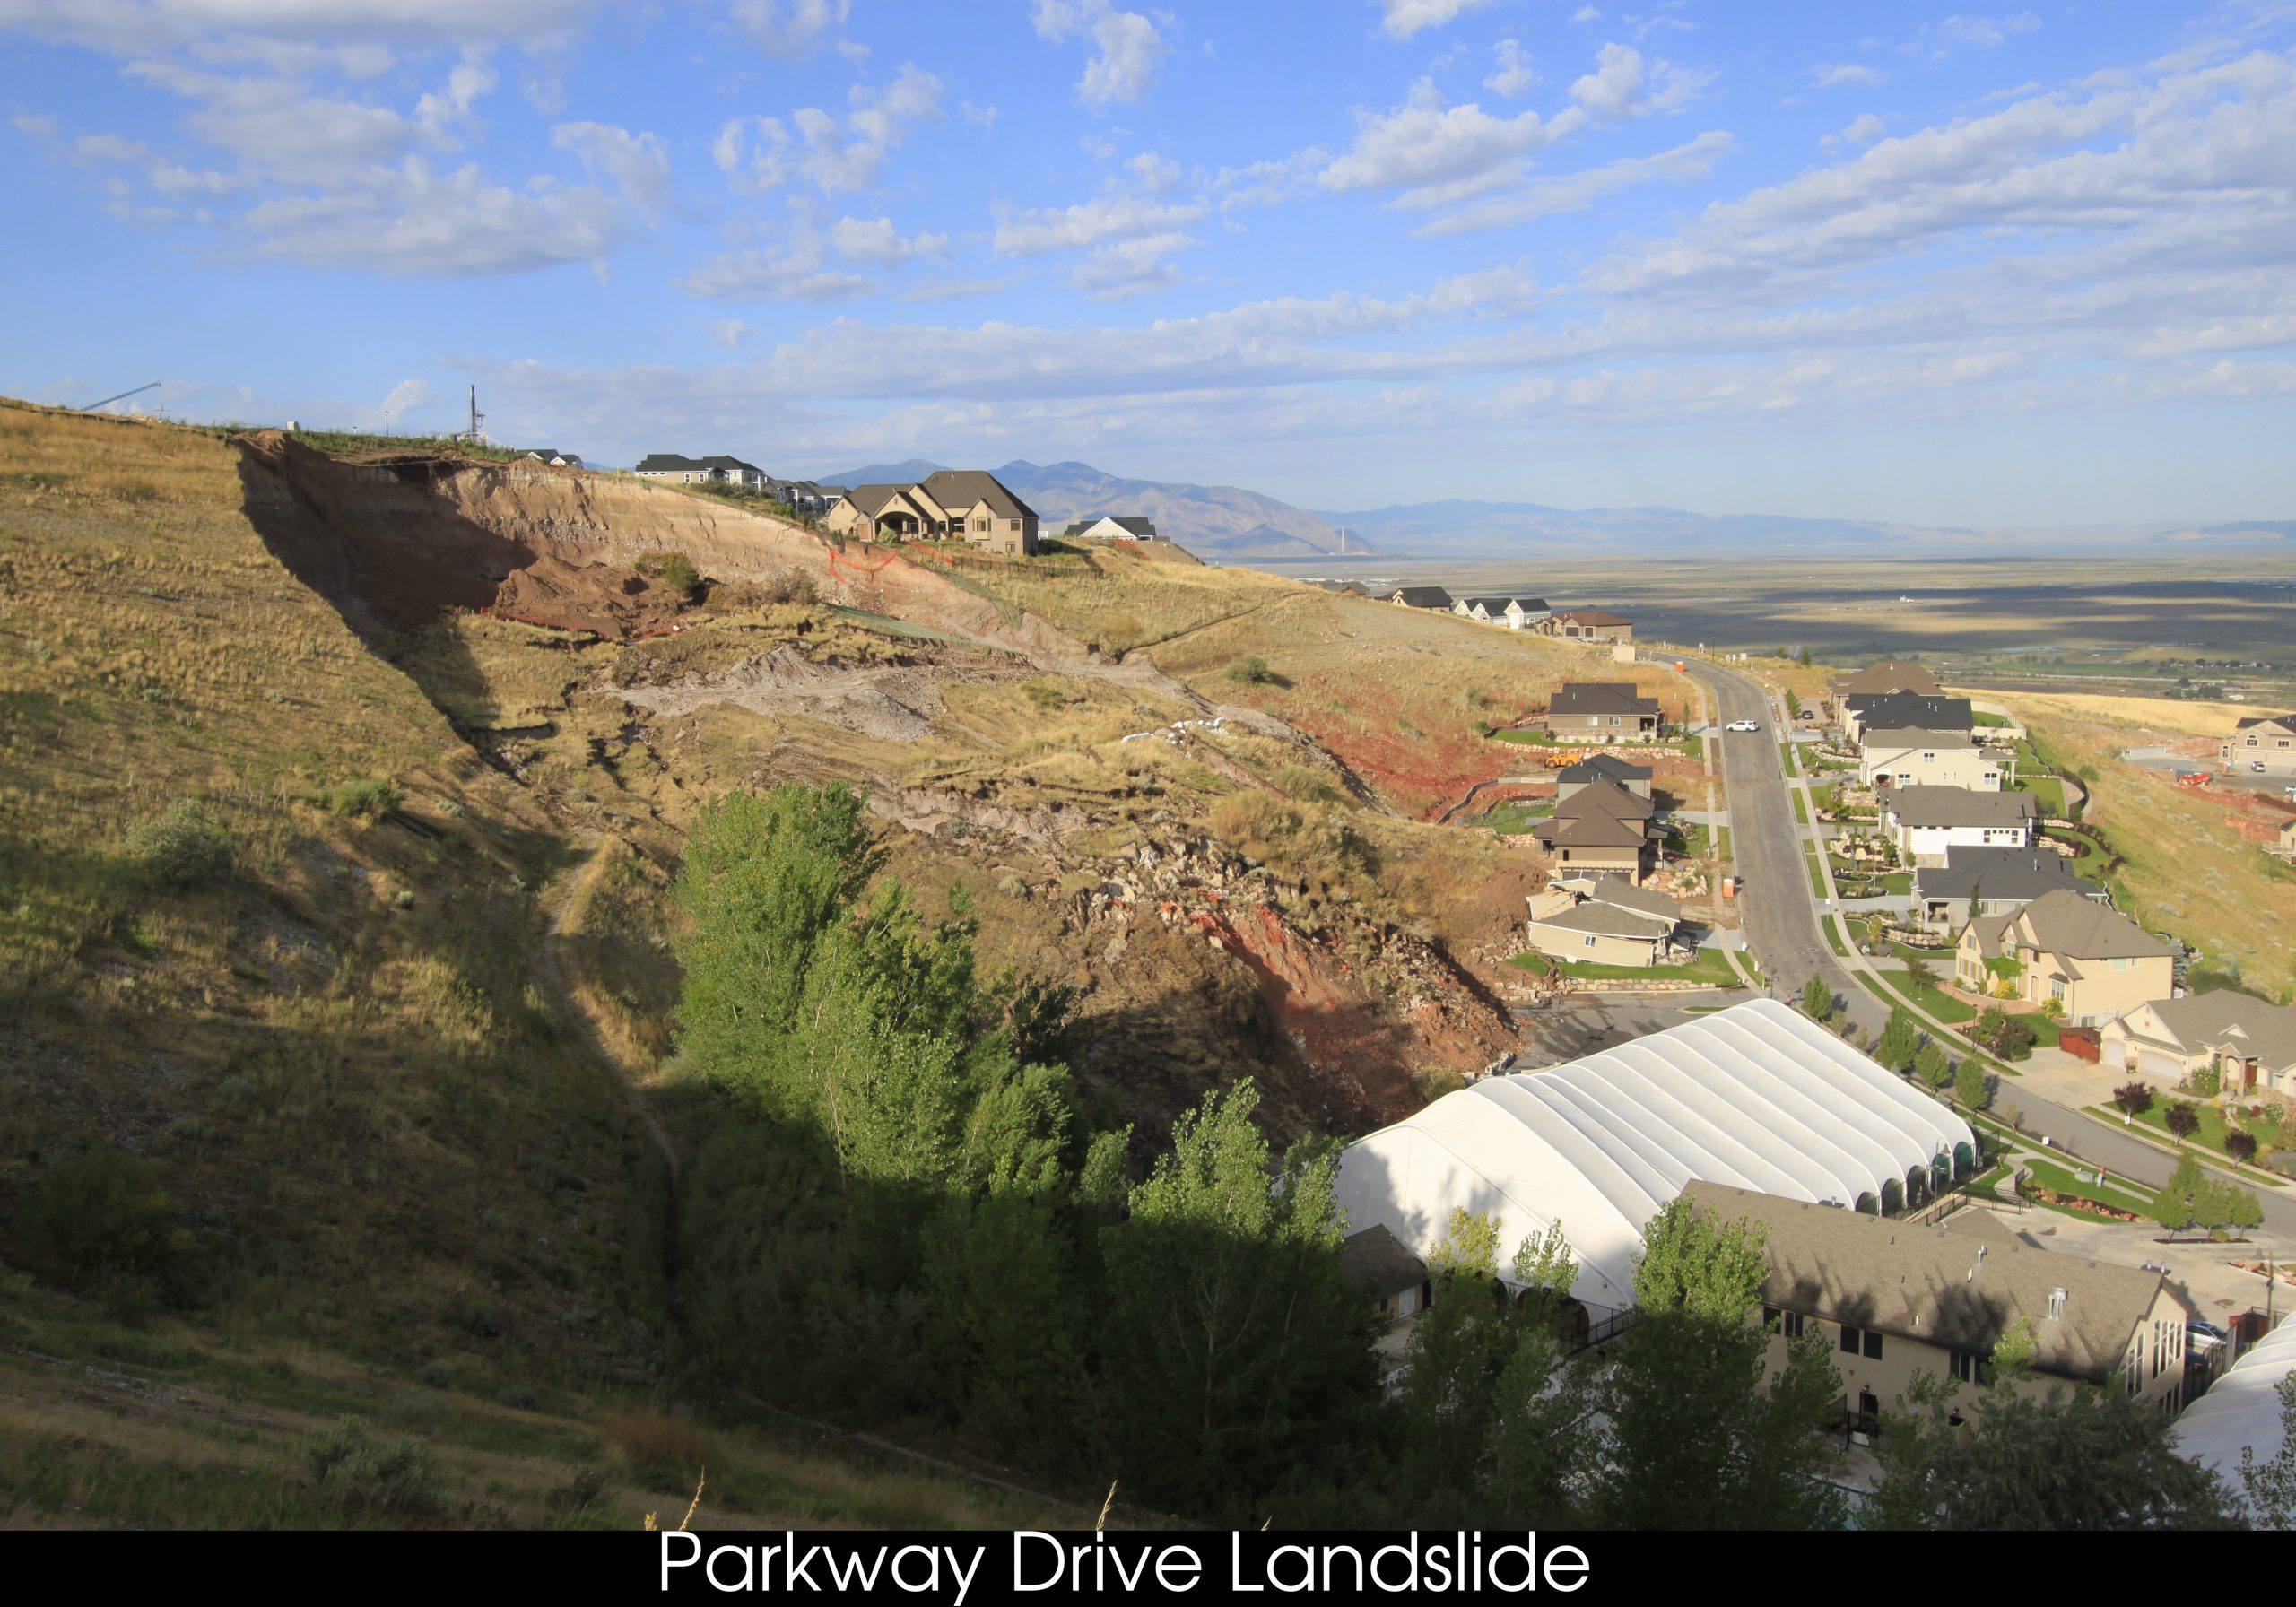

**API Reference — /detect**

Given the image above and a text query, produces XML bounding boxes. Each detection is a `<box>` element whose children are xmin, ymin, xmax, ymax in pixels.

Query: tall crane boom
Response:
<box><xmin>80</xmin><ymin>381</ymin><xmax>161</xmax><ymax>412</ymax></box>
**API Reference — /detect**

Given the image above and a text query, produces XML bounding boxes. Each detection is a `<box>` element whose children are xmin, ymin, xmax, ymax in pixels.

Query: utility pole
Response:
<box><xmin>464</xmin><ymin>385</ymin><xmax>485</xmax><ymax>444</ymax></box>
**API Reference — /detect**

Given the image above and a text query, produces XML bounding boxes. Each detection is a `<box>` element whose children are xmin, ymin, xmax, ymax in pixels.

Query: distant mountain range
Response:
<box><xmin>813</xmin><ymin>456</ymin><xmax>2290</xmax><ymax>560</ymax></box>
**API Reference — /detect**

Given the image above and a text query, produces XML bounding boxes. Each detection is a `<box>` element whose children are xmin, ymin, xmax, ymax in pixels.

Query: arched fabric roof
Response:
<box><xmin>1331</xmin><ymin>997</ymin><xmax>1977</xmax><ymax>1316</ymax></box>
<box><xmin>2174</xmin><ymin>1313</ymin><xmax>2296</xmax><ymax>1523</ymax></box>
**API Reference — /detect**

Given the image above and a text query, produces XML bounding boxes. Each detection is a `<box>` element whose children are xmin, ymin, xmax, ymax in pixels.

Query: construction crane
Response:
<box><xmin>459</xmin><ymin>384</ymin><xmax>486</xmax><ymax>444</ymax></box>
<box><xmin>80</xmin><ymin>381</ymin><xmax>161</xmax><ymax>412</ymax></box>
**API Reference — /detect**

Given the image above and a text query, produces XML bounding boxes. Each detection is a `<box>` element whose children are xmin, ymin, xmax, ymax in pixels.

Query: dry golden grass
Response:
<box><xmin>1976</xmin><ymin>689</ymin><xmax>2261</xmax><ymax>740</ymax></box>
<box><xmin>943</xmin><ymin>539</ymin><xmax>1297</xmax><ymax>655</ymax></box>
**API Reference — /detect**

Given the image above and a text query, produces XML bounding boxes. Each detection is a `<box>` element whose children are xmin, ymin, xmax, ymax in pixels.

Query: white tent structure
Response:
<box><xmin>2174</xmin><ymin>1313</ymin><xmax>2296</xmax><ymax>1524</ymax></box>
<box><xmin>1332</xmin><ymin>998</ymin><xmax>1977</xmax><ymax>1319</ymax></box>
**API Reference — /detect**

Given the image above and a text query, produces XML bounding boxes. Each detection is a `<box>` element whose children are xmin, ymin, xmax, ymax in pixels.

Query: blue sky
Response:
<box><xmin>4</xmin><ymin>1</ymin><xmax>2294</xmax><ymax>527</ymax></box>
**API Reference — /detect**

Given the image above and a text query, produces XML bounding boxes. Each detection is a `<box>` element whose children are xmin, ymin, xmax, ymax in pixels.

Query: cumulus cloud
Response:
<box><xmin>729</xmin><ymin>0</ymin><xmax>848</xmax><ymax>60</ymax></box>
<box><xmin>706</xmin><ymin>319</ymin><xmax>754</xmax><ymax>349</ymax></box>
<box><xmin>552</xmin><ymin>120</ymin><xmax>672</xmax><ymax>223</ymax></box>
<box><xmin>1069</xmin><ymin>230</ymin><xmax>1198</xmax><ymax>300</ymax></box>
<box><xmin>1570</xmin><ymin>42</ymin><xmax>1714</xmax><ymax>121</ymax></box>
<box><xmin>1820</xmin><ymin>112</ymin><xmax>1888</xmax><ymax>151</ymax></box>
<box><xmin>712</xmin><ymin>64</ymin><xmax>942</xmax><ymax>195</ymax></box>
<box><xmin>1936</xmin><ymin>13</ymin><xmax>2041</xmax><ymax>50</ymax></box>
<box><xmin>1486</xmin><ymin>39</ymin><xmax>1536</xmax><ymax>98</ymax></box>
<box><xmin>1318</xmin><ymin>78</ymin><xmax>1587</xmax><ymax>206</ymax></box>
<box><xmin>1375</xmin><ymin>0</ymin><xmax>1499</xmax><ymax>41</ymax></box>
<box><xmin>1031</xmin><ymin>0</ymin><xmax>1166</xmax><ymax>108</ymax></box>
<box><xmin>995</xmin><ymin>192</ymin><xmax>1207</xmax><ymax>255</ymax></box>
<box><xmin>830</xmin><ymin>214</ymin><xmax>948</xmax><ymax>267</ymax></box>
<box><xmin>1414</xmin><ymin>131</ymin><xmax>1738</xmax><ymax>237</ymax></box>
<box><xmin>1813</xmin><ymin>62</ymin><xmax>1886</xmax><ymax>89</ymax></box>
<box><xmin>381</xmin><ymin>378</ymin><xmax>436</xmax><ymax>420</ymax></box>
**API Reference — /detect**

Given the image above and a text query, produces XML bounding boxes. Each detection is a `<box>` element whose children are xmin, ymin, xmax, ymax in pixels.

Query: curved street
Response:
<box><xmin>1682</xmin><ymin>656</ymin><xmax>2296</xmax><ymax>1242</ymax></box>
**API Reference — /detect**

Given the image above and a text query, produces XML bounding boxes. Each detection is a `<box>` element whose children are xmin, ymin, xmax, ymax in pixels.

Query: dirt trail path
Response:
<box><xmin>537</xmin><ymin>833</ymin><xmax>678</xmax><ymax>1181</ymax></box>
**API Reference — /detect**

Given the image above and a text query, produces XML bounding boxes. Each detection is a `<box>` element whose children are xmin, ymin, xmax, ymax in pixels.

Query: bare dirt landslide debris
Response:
<box><xmin>609</xmin><ymin>647</ymin><xmax>952</xmax><ymax>743</ymax></box>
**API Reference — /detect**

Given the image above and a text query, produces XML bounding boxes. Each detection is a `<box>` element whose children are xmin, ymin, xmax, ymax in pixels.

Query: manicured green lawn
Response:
<box><xmin>1480</xmin><ymin>800</ymin><xmax>1550</xmax><ymax>834</ymax></box>
<box><xmin>1890</xmin><ymin>972</ymin><xmax>1977</xmax><ymax>1023</ymax></box>
<box><xmin>1805</xmin><ymin>844</ymin><xmax>1829</xmax><ymax>898</ymax></box>
<box><xmin>1509</xmin><ymin>947</ymin><xmax>1743</xmax><ymax>986</ymax></box>
<box><xmin>1824</xmin><ymin>916</ymin><xmax>1850</xmax><ymax>958</ymax></box>
<box><xmin>1492</xmin><ymin>727</ymin><xmax>1555</xmax><ymax>745</ymax></box>
<box><xmin>1887</xmin><ymin>942</ymin><xmax>1956</xmax><ymax>962</ymax></box>
<box><xmin>1678</xmin><ymin>734</ymin><xmax>1704</xmax><ymax>760</ymax></box>
<box><xmin>2015</xmin><ymin>775</ymin><xmax>2066</xmax><ymax>816</ymax></box>
<box><xmin>2092</xmin><ymin>1099</ymin><xmax>2276</xmax><ymax>1177</ymax></box>
<box><xmin>1792</xmin><ymin>789</ymin><xmax>1809</xmax><ymax>824</ymax></box>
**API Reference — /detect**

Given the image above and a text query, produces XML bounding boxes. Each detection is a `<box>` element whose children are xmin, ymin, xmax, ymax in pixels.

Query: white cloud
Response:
<box><xmin>1486</xmin><ymin>39</ymin><xmax>1536</xmax><ymax>99</ymax></box>
<box><xmin>552</xmin><ymin>120</ymin><xmax>672</xmax><ymax>223</ymax></box>
<box><xmin>381</xmin><ymin>377</ymin><xmax>435</xmax><ymax>420</ymax></box>
<box><xmin>1069</xmin><ymin>230</ymin><xmax>1198</xmax><ymax>300</ymax></box>
<box><xmin>712</xmin><ymin>64</ymin><xmax>942</xmax><ymax>195</ymax></box>
<box><xmin>1820</xmin><ymin>112</ymin><xmax>1888</xmax><ymax>151</ymax></box>
<box><xmin>238</xmin><ymin>156</ymin><xmax>635</xmax><ymax>274</ymax></box>
<box><xmin>995</xmin><ymin>192</ymin><xmax>1207</xmax><ymax>255</ymax></box>
<box><xmin>1936</xmin><ymin>13</ymin><xmax>2041</xmax><ymax>50</ymax></box>
<box><xmin>706</xmin><ymin>319</ymin><xmax>754</xmax><ymax>349</ymax></box>
<box><xmin>830</xmin><ymin>214</ymin><xmax>948</xmax><ymax>267</ymax></box>
<box><xmin>1031</xmin><ymin>0</ymin><xmax>1166</xmax><ymax>108</ymax></box>
<box><xmin>1376</xmin><ymin>0</ymin><xmax>1499</xmax><ymax>42</ymax></box>
<box><xmin>0</xmin><ymin>1</ymin><xmax>608</xmax><ymax>55</ymax></box>
<box><xmin>1570</xmin><ymin>5</ymin><xmax>1599</xmax><ymax>22</ymax></box>
<box><xmin>729</xmin><ymin>0</ymin><xmax>848</xmax><ymax>60</ymax></box>
<box><xmin>1813</xmin><ymin>62</ymin><xmax>1886</xmax><ymax>89</ymax></box>
<box><xmin>1318</xmin><ymin>78</ymin><xmax>1587</xmax><ymax>206</ymax></box>
<box><xmin>1415</xmin><ymin>130</ymin><xmax>1738</xmax><ymax>236</ymax></box>
<box><xmin>1570</xmin><ymin>42</ymin><xmax>1714</xmax><ymax>121</ymax></box>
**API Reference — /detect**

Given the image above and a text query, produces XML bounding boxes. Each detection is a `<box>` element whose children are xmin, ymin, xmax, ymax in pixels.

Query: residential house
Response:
<box><xmin>1956</xmin><ymin>887</ymin><xmax>2174</xmax><ymax>1025</ymax></box>
<box><xmin>822</xmin><ymin>470</ymin><xmax>1039</xmax><ymax>554</ymax></box>
<box><xmin>2103</xmin><ymin>994</ymin><xmax>2296</xmax><ymax>1096</ymax></box>
<box><xmin>1843</xmin><ymin>692</ymin><xmax>1974</xmax><ymax>743</ymax></box>
<box><xmin>1554</xmin><ymin>753</ymin><xmax>1652</xmax><ymax>802</ymax></box>
<box><xmin>1532</xmin><ymin>777</ymin><xmax>1657</xmax><ymax>884</ymax></box>
<box><xmin>822</xmin><ymin>483</ymin><xmax>936</xmax><ymax>542</ymax></box>
<box><xmin>1685</xmin><ymin>1181</ymin><xmax>2190</xmax><ymax>1436</ymax></box>
<box><xmin>1544</xmin><ymin>682</ymin><xmax>1663</xmax><ymax>744</ymax></box>
<box><xmin>909</xmin><ymin>469</ymin><xmax>1039</xmax><ymax>555</ymax></box>
<box><xmin>1883</xmin><ymin>786</ymin><xmax>2036</xmax><ymax>864</ymax></box>
<box><xmin>1452</xmin><ymin>595</ymin><xmax>1549</xmax><ymax>630</ymax></box>
<box><xmin>1525</xmin><ymin>875</ymin><xmax>1684</xmax><ymax>968</ymax></box>
<box><xmin>1858</xmin><ymin>729</ymin><xmax>2004</xmax><ymax>792</ymax></box>
<box><xmin>1540</xmin><ymin>608</ymin><xmax>1633</xmax><ymax>644</ymax></box>
<box><xmin>1388</xmin><ymin>586</ymin><xmax>1456</xmax><ymax>611</ymax></box>
<box><xmin>1340</xmin><ymin>1225</ymin><xmax>1431</xmax><ymax>1322</ymax></box>
<box><xmin>2278</xmin><ymin>818</ymin><xmax>2296</xmax><ymax>863</ymax></box>
<box><xmin>1829</xmin><ymin>659</ymin><xmax>1943</xmax><ymax>722</ymax></box>
<box><xmin>764</xmin><ymin>479</ymin><xmax>847</xmax><ymax>515</ymax></box>
<box><xmin>1064</xmin><ymin>515</ymin><xmax>1158</xmax><ymax>541</ymax></box>
<box><xmin>1911</xmin><ymin>844</ymin><xmax>2104</xmax><ymax>934</ymax></box>
<box><xmin>519</xmin><ymin>448</ymin><xmax>581</xmax><ymax>468</ymax></box>
<box><xmin>2223</xmin><ymin>714</ymin><xmax>2296</xmax><ymax>777</ymax></box>
<box><xmin>632</xmin><ymin>453</ymin><xmax>766</xmax><ymax>489</ymax></box>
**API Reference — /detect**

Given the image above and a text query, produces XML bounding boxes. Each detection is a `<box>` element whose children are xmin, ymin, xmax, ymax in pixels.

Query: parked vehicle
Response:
<box><xmin>1726</xmin><ymin>719</ymin><xmax>1761</xmax><ymax>733</ymax></box>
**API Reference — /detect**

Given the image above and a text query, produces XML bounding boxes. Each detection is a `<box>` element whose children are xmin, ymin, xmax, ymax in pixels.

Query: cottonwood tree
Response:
<box><xmin>1875</xmin><ymin>1008</ymin><xmax>1919</xmax><ymax>1075</ymax></box>
<box><xmin>2236</xmin><ymin>1374</ymin><xmax>2296</xmax><ymax>1528</ymax></box>
<box><xmin>1952</xmin><ymin>1055</ymin><xmax>1990</xmax><ymax>1112</ymax></box>
<box><xmin>1591</xmin><ymin>1199</ymin><xmax>1845</xmax><ymax>1531</ymax></box>
<box><xmin>1802</xmin><ymin>974</ymin><xmax>1835</xmax><ymax>1021</ymax></box>
<box><xmin>1914</xmin><ymin>1040</ymin><xmax>1953</xmax><ymax>1097</ymax></box>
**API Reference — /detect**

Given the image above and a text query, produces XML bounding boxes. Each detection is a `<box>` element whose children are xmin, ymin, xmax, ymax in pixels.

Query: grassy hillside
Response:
<box><xmin>0</xmin><ymin>402</ymin><xmax>1098</xmax><ymax>1527</ymax></box>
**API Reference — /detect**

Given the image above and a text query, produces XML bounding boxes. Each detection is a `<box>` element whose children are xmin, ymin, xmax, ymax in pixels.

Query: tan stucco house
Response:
<box><xmin>1525</xmin><ymin>875</ymin><xmax>1683</xmax><ymax>968</ymax></box>
<box><xmin>1843</xmin><ymin>691</ymin><xmax>1973</xmax><ymax>744</ymax></box>
<box><xmin>1685</xmin><ymin>1182</ymin><xmax>2190</xmax><ymax>1436</ymax></box>
<box><xmin>1859</xmin><ymin>730</ymin><xmax>2004</xmax><ymax>792</ymax></box>
<box><xmin>822</xmin><ymin>470</ymin><xmax>1039</xmax><ymax>554</ymax></box>
<box><xmin>1554</xmin><ymin>753</ymin><xmax>1652</xmax><ymax>802</ymax></box>
<box><xmin>1544</xmin><ymin>682</ymin><xmax>1662</xmax><ymax>743</ymax></box>
<box><xmin>1910</xmin><ymin>844</ymin><xmax>2102</xmax><ymax>934</ymax></box>
<box><xmin>2103</xmin><ymin>993</ymin><xmax>2296</xmax><ymax>1096</ymax></box>
<box><xmin>1540</xmin><ymin>608</ymin><xmax>1633</xmax><ymax>644</ymax></box>
<box><xmin>1884</xmin><ymin>786</ymin><xmax>2036</xmax><ymax>864</ymax></box>
<box><xmin>2223</xmin><ymin>713</ymin><xmax>2296</xmax><ymax>778</ymax></box>
<box><xmin>1956</xmin><ymin>888</ymin><xmax>2175</xmax><ymax>1026</ymax></box>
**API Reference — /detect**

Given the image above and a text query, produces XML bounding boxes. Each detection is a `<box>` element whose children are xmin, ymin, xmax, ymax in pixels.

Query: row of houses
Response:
<box><xmin>631</xmin><ymin>454</ymin><xmax>848</xmax><ymax>514</ymax></box>
<box><xmin>1386</xmin><ymin>586</ymin><xmax>1635</xmax><ymax>643</ymax></box>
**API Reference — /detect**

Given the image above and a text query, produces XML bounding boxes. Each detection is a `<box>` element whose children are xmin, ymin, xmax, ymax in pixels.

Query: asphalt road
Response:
<box><xmin>1683</xmin><ymin>658</ymin><xmax>2296</xmax><ymax>1243</ymax></box>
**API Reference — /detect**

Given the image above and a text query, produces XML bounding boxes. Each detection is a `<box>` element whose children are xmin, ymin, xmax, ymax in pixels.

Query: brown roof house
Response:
<box><xmin>1544</xmin><ymin>682</ymin><xmax>1662</xmax><ymax>744</ymax></box>
<box><xmin>1554</xmin><ymin>753</ymin><xmax>1652</xmax><ymax>802</ymax></box>
<box><xmin>1540</xmin><ymin>608</ymin><xmax>1632</xmax><ymax>644</ymax></box>
<box><xmin>1388</xmin><ymin>586</ymin><xmax>1456</xmax><ymax>611</ymax></box>
<box><xmin>1525</xmin><ymin>875</ymin><xmax>1684</xmax><ymax>968</ymax></box>
<box><xmin>1830</xmin><ymin>659</ymin><xmax>1943</xmax><ymax>721</ymax></box>
<box><xmin>1683</xmin><ymin>1181</ymin><xmax>2190</xmax><ymax>1433</ymax></box>
<box><xmin>1532</xmin><ymin>778</ymin><xmax>1657</xmax><ymax>884</ymax></box>
<box><xmin>1843</xmin><ymin>692</ymin><xmax>1973</xmax><ymax>743</ymax></box>
<box><xmin>822</xmin><ymin>470</ymin><xmax>1039</xmax><ymax>554</ymax></box>
<box><xmin>1955</xmin><ymin>887</ymin><xmax>2174</xmax><ymax>1026</ymax></box>
<box><xmin>2224</xmin><ymin>713</ymin><xmax>2296</xmax><ymax>778</ymax></box>
<box><xmin>2103</xmin><ymin>993</ymin><xmax>2296</xmax><ymax>1097</ymax></box>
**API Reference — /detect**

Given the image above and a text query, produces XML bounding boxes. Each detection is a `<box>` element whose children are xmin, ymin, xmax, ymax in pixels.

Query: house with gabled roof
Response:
<box><xmin>1686</xmin><ymin>1180</ymin><xmax>2190</xmax><ymax>1432</ymax></box>
<box><xmin>1555</xmin><ymin>753</ymin><xmax>1651</xmax><ymax>801</ymax></box>
<box><xmin>1956</xmin><ymin>887</ymin><xmax>2174</xmax><ymax>1025</ymax></box>
<box><xmin>1064</xmin><ymin>515</ymin><xmax>1158</xmax><ymax>542</ymax></box>
<box><xmin>2223</xmin><ymin>713</ymin><xmax>2296</xmax><ymax>777</ymax></box>
<box><xmin>822</xmin><ymin>483</ymin><xmax>936</xmax><ymax>542</ymax></box>
<box><xmin>1532</xmin><ymin>776</ymin><xmax>1657</xmax><ymax>884</ymax></box>
<box><xmin>1388</xmin><ymin>586</ymin><xmax>1455</xmax><ymax>611</ymax></box>
<box><xmin>1858</xmin><ymin>729</ymin><xmax>2004</xmax><ymax>792</ymax></box>
<box><xmin>1544</xmin><ymin>682</ymin><xmax>1662</xmax><ymax>744</ymax></box>
<box><xmin>1830</xmin><ymin>659</ymin><xmax>1943</xmax><ymax>721</ymax></box>
<box><xmin>1525</xmin><ymin>874</ymin><xmax>1684</xmax><ymax>968</ymax></box>
<box><xmin>1539</xmin><ymin>608</ymin><xmax>1632</xmax><ymax>644</ymax></box>
<box><xmin>2104</xmin><ymin>992</ymin><xmax>2296</xmax><ymax>1096</ymax></box>
<box><xmin>821</xmin><ymin>469</ymin><xmax>1039</xmax><ymax>554</ymax></box>
<box><xmin>632</xmin><ymin>453</ymin><xmax>765</xmax><ymax>489</ymax></box>
<box><xmin>1911</xmin><ymin>844</ymin><xmax>2103</xmax><ymax>934</ymax></box>
<box><xmin>1452</xmin><ymin>595</ymin><xmax>1549</xmax><ymax>630</ymax></box>
<box><xmin>1843</xmin><ymin>692</ymin><xmax>1973</xmax><ymax>743</ymax></box>
<box><xmin>519</xmin><ymin>448</ymin><xmax>582</xmax><ymax>468</ymax></box>
<box><xmin>1883</xmin><ymin>786</ymin><xmax>2035</xmax><ymax>863</ymax></box>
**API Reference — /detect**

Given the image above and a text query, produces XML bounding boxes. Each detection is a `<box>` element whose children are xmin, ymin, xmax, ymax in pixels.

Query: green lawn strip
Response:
<box><xmin>2014</xmin><ymin>1154</ymin><xmax>2158</xmax><ymax>1218</ymax></box>
<box><xmin>1492</xmin><ymin>728</ymin><xmax>1556</xmax><ymax>745</ymax></box>
<box><xmin>1887</xmin><ymin>942</ymin><xmax>1956</xmax><ymax>962</ymax></box>
<box><xmin>2087</xmin><ymin>1100</ymin><xmax>2281</xmax><ymax>1181</ymax></box>
<box><xmin>1804</xmin><ymin>843</ymin><xmax>1829</xmax><ymax>899</ymax></box>
<box><xmin>1550</xmin><ymin>948</ymin><xmax>1744</xmax><ymax>986</ymax></box>
<box><xmin>1508</xmin><ymin>951</ymin><xmax>1554</xmax><ymax>976</ymax></box>
<box><xmin>1792</xmin><ymin>789</ymin><xmax>1809</xmax><ymax>825</ymax></box>
<box><xmin>1678</xmin><ymin>734</ymin><xmax>1703</xmax><ymax>760</ymax></box>
<box><xmin>1824</xmin><ymin>916</ymin><xmax>1850</xmax><ymax>958</ymax></box>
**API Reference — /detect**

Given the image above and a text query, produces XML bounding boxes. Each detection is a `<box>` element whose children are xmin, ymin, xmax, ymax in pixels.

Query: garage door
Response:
<box><xmin>2138</xmin><ymin>1048</ymin><xmax>2187</xmax><ymax>1082</ymax></box>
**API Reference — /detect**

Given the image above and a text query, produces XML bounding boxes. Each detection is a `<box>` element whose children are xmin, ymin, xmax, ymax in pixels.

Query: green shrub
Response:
<box><xmin>637</xmin><ymin>551</ymin><xmax>701</xmax><ymax>598</ymax></box>
<box><xmin>300</xmin><ymin>1417</ymin><xmax>447</xmax><ymax>1519</ymax></box>
<box><xmin>12</xmin><ymin>1142</ymin><xmax>188</xmax><ymax>1296</ymax></box>
<box><xmin>321</xmin><ymin>777</ymin><xmax>403</xmax><ymax>818</ymax></box>
<box><xmin>124</xmin><ymin>800</ymin><xmax>232</xmax><ymax>887</ymax></box>
<box><xmin>1226</xmin><ymin>654</ymin><xmax>1274</xmax><ymax>685</ymax></box>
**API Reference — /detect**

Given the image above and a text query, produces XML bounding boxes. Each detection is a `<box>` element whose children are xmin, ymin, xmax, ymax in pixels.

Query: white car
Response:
<box><xmin>1726</xmin><ymin>719</ymin><xmax>1761</xmax><ymax>733</ymax></box>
